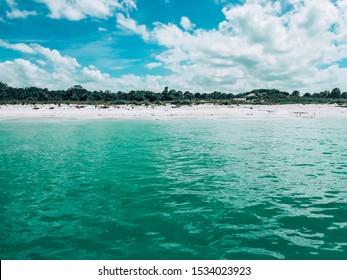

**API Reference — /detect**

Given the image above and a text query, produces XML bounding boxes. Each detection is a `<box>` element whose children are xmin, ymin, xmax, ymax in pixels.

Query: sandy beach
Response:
<box><xmin>0</xmin><ymin>104</ymin><xmax>346</xmax><ymax>120</ymax></box>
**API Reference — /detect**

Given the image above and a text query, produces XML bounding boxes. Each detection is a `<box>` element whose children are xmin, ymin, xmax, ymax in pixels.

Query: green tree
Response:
<box><xmin>329</xmin><ymin>88</ymin><xmax>341</xmax><ymax>98</ymax></box>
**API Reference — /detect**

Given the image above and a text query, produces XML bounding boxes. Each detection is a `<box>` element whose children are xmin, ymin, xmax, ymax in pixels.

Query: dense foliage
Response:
<box><xmin>1</xmin><ymin>82</ymin><xmax>346</xmax><ymax>105</ymax></box>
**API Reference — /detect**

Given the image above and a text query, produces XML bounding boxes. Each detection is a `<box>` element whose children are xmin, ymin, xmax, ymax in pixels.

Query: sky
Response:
<box><xmin>0</xmin><ymin>0</ymin><xmax>347</xmax><ymax>93</ymax></box>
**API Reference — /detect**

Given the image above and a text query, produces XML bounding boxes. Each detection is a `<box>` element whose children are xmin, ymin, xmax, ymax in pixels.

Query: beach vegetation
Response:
<box><xmin>0</xmin><ymin>82</ymin><xmax>346</xmax><ymax>106</ymax></box>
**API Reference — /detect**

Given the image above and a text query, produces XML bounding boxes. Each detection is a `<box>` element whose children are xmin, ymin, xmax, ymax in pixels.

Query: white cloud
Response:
<box><xmin>116</xmin><ymin>13</ymin><xmax>150</xmax><ymax>41</ymax></box>
<box><xmin>6</xmin><ymin>9</ymin><xmax>37</xmax><ymax>19</ymax></box>
<box><xmin>213</xmin><ymin>0</ymin><xmax>228</xmax><ymax>4</ymax></box>
<box><xmin>0</xmin><ymin>41</ymin><xmax>83</xmax><ymax>89</ymax></box>
<box><xmin>35</xmin><ymin>0</ymin><xmax>137</xmax><ymax>20</ymax></box>
<box><xmin>120</xmin><ymin>0</ymin><xmax>347</xmax><ymax>93</ymax></box>
<box><xmin>180</xmin><ymin>16</ymin><xmax>195</xmax><ymax>31</ymax></box>
<box><xmin>98</xmin><ymin>27</ymin><xmax>107</xmax><ymax>32</ymax></box>
<box><xmin>145</xmin><ymin>62</ymin><xmax>162</xmax><ymax>69</ymax></box>
<box><xmin>0</xmin><ymin>59</ymin><xmax>49</xmax><ymax>88</ymax></box>
<box><xmin>0</xmin><ymin>40</ymin><xmax>158</xmax><ymax>91</ymax></box>
<box><xmin>5</xmin><ymin>0</ymin><xmax>37</xmax><ymax>19</ymax></box>
<box><xmin>32</xmin><ymin>44</ymin><xmax>81</xmax><ymax>73</ymax></box>
<box><xmin>81</xmin><ymin>67</ymin><xmax>110</xmax><ymax>82</ymax></box>
<box><xmin>5</xmin><ymin>0</ymin><xmax>16</xmax><ymax>7</ymax></box>
<box><xmin>36</xmin><ymin>59</ymin><xmax>47</xmax><ymax>66</ymax></box>
<box><xmin>0</xmin><ymin>39</ymin><xmax>36</xmax><ymax>53</ymax></box>
<box><xmin>2</xmin><ymin>0</ymin><xmax>347</xmax><ymax>93</ymax></box>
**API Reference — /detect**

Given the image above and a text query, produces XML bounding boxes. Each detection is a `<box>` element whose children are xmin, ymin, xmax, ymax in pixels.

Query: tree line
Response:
<box><xmin>0</xmin><ymin>82</ymin><xmax>346</xmax><ymax>105</ymax></box>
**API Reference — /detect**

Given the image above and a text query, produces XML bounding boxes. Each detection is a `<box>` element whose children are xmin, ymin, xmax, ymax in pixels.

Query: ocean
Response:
<box><xmin>0</xmin><ymin>118</ymin><xmax>346</xmax><ymax>260</ymax></box>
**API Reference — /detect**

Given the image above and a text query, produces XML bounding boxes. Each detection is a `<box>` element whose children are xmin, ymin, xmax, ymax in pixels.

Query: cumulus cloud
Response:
<box><xmin>0</xmin><ymin>59</ymin><xmax>49</xmax><ymax>88</ymax></box>
<box><xmin>35</xmin><ymin>0</ymin><xmax>137</xmax><ymax>20</ymax></box>
<box><xmin>0</xmin><ymin>39</ymin><xmax>36</xmax><ymax>53</ymax></box>
<box><xmin>81</xmin><ymin>67</ymin><xmax>110</xmax><ymax>82</ymax></box>
<box><xmin>0</xmin><ymin>41</ymin><xmax>82</xmax><ymax>88</ymax></box>
<box><xmin>5</xmin><ymin>0</ymin><xmax>37</xmax><ymax>19</ymax></box>
<box><xmin>32</xmin><ymin>44</ymin><xmax>80</xmax><ymax>71</ymax></box>
<box><xmin>2</xmin><ymin>0</ymin><xmax>347</xmax><ymax>93</ymax></box>
<box><xmin>119</xmin><ymin>0</ymin><xmax>347</xmax><ymax>93</ymax></box>
<box><xmin>116</xmin><ymin>13</ymin><xmax>150</xmax><ymax>41</ymax></box>
<box><xmin>0</xmin><ymin>40</ymin><xmax>160</xmax><ymax>91</ymax></box>
<box><xmin>180</xmin><ymin>16</ymin><xmax>195</xmax><ymax>31</ymax></box>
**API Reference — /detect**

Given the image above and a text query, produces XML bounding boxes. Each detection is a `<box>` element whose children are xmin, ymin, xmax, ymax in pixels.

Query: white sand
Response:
<box><xmin>0</xmin><ymin>104</ymin><xmax>346</xmax><ymax>120</ymax></box>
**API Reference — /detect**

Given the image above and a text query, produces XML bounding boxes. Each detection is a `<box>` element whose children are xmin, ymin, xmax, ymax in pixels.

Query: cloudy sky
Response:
<box><xmin>1</xmin><ymin>0</ymin><xmax>347</xmax><ymax>93</ymax></box>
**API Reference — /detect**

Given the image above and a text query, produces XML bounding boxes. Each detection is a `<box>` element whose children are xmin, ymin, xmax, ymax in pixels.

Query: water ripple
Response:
<box><xmin>0</xmin><ymin>119</ymin><xmax>346</xmax><ymax>259</ymax></box>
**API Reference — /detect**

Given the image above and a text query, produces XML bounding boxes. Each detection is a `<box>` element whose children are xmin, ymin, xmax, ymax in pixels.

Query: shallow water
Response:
<box><xmin>0</xmin><ymin>118</ymin><xmax>346</xmax><ymax>259</ymax></box>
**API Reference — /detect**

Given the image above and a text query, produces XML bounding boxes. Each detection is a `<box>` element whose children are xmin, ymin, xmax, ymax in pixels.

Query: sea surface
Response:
<box><xmin>0</xmin><ymin>118</ymin><xmax>346</xmax><ymax>260</ymax></box>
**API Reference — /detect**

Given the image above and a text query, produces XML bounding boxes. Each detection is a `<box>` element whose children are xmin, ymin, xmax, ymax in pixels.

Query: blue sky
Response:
<box><xmin>0</xmin><ymin>0</ymin><xmax>227</xmax><ymax>77</ymax></box>
<box><xmin>1</xmin><ymin>0</ymin><xmax>347</xmax><ymax>93</ymax></box>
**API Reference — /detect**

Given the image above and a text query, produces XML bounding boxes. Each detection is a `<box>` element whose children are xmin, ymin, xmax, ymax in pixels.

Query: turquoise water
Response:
<box><xmin>0</xmin><ymin>118</ymin><xmax>346</xmax><ymax>260</ymax></box>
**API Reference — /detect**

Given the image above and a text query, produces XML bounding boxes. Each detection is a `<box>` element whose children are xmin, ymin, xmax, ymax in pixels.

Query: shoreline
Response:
<box><xmin>0</xmin><ymin>104</ymin><xmax>347</xmax><ymax>121</ymax></box>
